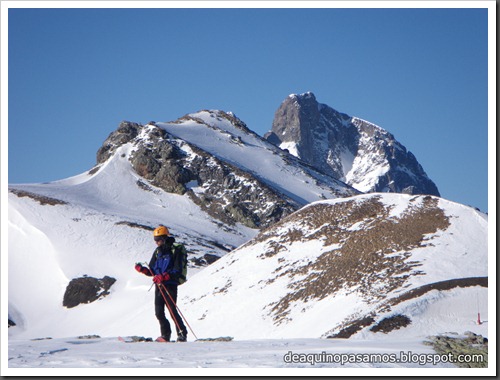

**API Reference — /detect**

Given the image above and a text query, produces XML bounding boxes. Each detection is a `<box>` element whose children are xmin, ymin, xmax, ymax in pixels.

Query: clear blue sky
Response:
<box><xmin>6</xmin><ymin>3</ymin><xmax>491</xmax><ymax>212</ymax></box>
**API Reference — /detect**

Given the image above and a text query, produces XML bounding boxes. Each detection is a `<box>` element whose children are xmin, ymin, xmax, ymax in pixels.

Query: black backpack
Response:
<box><xmin>172</xmin><ymin>243</ymin><xmax>188</xmax><ymax>285</ymax></box>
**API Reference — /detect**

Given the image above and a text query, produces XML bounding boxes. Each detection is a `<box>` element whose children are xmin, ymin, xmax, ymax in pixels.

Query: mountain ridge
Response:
<box><xmin>93</xmin><ymin>110</ymin><xmax>359</xmax><ymax>229</ymax></box>
<box><xmin>179</xmin><ymin>193</ymin><xmax>487</xmax><ymax>340</ymax></box>
<box><xmin>265</xmin><ymin>92</ymin><xmax>440</xmax><ymax>196</ymax></box>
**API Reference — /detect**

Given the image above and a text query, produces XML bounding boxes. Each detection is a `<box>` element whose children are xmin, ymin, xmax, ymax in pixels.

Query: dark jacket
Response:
<box><xmin>148</xmin><ymin>236</ymin><xmax>183</xmax><ymax>285</ymax></box>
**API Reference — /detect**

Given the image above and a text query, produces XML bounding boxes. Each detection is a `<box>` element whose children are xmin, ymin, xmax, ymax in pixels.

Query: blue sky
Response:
<box><xmin>6</xmin><ymin>3</ymin><xmax>492</xmax><ymax>212</ymax></box>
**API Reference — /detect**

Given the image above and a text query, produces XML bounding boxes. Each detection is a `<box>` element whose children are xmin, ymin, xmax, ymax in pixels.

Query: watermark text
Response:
<box><xmin>283</xmin><ymin>351</ymin><xmax>485</xmax><ymax>366</ymax></box>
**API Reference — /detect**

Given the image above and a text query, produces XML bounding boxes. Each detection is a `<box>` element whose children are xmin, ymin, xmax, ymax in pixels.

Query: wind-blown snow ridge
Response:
<box><xmin>156</xmin><ymin>110</ymin><xmax>357</xmax><ymax>205</ymax></box>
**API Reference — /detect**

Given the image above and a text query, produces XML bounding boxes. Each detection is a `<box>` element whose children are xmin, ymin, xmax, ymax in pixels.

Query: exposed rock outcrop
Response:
<box><xmin>63</xmin><ymin>276</ymin><xmax>116</xmax><ymax>308</ymax></box>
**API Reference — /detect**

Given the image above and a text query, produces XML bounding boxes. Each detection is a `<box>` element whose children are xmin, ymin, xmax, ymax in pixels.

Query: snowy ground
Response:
<box><xmin>6</xmin><ymin>334</ymin><xmax>490</xmax><ymax>376</ymax></box>
<box><xmin>5</xmin><ymin>285</ymin><xmax>493</xmax><ymax>375</ymax></box>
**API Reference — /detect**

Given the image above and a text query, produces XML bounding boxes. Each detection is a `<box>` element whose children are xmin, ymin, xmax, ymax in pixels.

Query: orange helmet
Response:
<box><xmin>153</xmin><ymin>225</ymin><xmax>170</xmax><ymax>237</ymax></box>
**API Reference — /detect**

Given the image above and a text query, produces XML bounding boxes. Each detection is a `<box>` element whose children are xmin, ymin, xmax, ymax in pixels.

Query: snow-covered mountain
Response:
<box><xmin>179</xmin><ymin>193</ymin><xmax>487</xmax><ymax>340</ymax></box>
<box><xmin>96</xmin><ymin>110</ymin><xmax>358</xmax><ymax>229</ymax></box>
<box><xmin>7</xmin><ymin>109</ymin><xmax>357</xmax><ymax>338</ymax></box>
<box><xmin>265</xmin><ymin>92</ymin><xmax>440</xmax><ymax>196</ymax></box>
<box><xmin>6</xmin><ymin>107</ymin><xmax>489</xmax><ymax>370</ymax></box>
<box><xmin>7</xmin><ymin>185</ymin><xmax>489</xmax><ymax>369</ymax></box>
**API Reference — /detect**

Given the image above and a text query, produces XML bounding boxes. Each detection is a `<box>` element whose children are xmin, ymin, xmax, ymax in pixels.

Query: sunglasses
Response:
<box><xmin>154</xmin><ymin>237</ymin><xmax>164</xmax><ymax>242</ymax></box>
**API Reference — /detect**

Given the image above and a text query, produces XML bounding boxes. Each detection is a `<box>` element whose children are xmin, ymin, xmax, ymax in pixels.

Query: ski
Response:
<box><xmin>118</xmin><ymin>335</ymin><xmax>234</xmax><ymax>343</ymax></box>
<box><xmin>195</xmin><ymin>336</ymin><xmax>234</xmax><ymax>342</ymax></box>
<box><xmin>118</xmin><ymin>336</ymin><xmax>153</xmax><ymax>343</ymax></box>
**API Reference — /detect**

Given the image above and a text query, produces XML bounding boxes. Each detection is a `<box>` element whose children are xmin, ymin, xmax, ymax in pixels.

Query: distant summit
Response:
<box><xmin>95</xmin><ymin>110</ymin><xmax>358</xmax><ymax>230</ymax></box>
<box><xmin>265</xmin><ymin>92</ymin><xmax>440</xmax><ymax>196</ymax></box>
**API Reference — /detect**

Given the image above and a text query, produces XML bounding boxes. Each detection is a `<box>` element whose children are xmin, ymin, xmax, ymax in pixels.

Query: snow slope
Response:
<box><xmin>6</xmin><ymin>180</ymin><xmax>492</xmax><ymax>373</ymax></box>
<box><xmin>156</xmin><ymin>110</ymin><xmax>356</xmax><ymax>205</ymax></box>
<box><xmin>6</xmin><ymin>110</ymin><xmax>357</xmax><ymax>343</ymax></box>
<box><xmin>176</xmin><ymin>193</ymin><xmax>489</xmax><ymax>340</ymax></box>
<box><xmin>7</xmin><ymin>144</ymin><xmax>256</xmax><ymax>340</ymax></box>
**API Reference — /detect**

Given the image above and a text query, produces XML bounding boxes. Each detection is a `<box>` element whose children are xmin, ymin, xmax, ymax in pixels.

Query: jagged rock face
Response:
<box><xmin>266</xmin><ymin>92</ymin><xmax>440</xmax><ymax>196</ymax></box>
<box><xmin>177</xmin><ymin>140</ymin><xmax>296</xmax><ymax>229</ymax></box>
<box><xmin>96</xmin><ymin>121</ymin><xmax>142</xmax><ymax>164</ymax></box>
<box><xmin>95</xmin><ymin>118</ymin><xmax>297</xmax><ymax>229</ymax></box>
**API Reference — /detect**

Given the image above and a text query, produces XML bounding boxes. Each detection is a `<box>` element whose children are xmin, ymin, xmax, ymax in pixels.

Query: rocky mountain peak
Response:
<box><xmin>266</xmin><ymin>93</ymin><xmax>440</xmax><ymax>197</ymax></box>
<box><xmin>92</xmin><ymin>110</ymin><xmax>358</xmax><ymax>230</ymax></box>
<box><xmin>265</xmin><ymin>92</ymin><xmax>322</xmax><ymax>150</ymax></box>
<box><xmin>286</xmin><ymin>91</ymin><xmax>318</xmax><ymax>111</ymax></box>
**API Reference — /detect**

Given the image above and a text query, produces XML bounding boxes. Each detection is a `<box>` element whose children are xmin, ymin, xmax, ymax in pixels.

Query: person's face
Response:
<box><xmin>154</xmin><ymin>236</ymin><xmax>165</xmax><ymax>246</ymax></box>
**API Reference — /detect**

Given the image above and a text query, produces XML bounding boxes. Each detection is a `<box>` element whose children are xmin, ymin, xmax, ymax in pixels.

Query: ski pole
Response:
<box><xmin>159</xmin><ymin>283</ymin><xmax>199</xmax><ymax>340</ymax></box>
<box><xmin>141</xmin><ymin>263</ymin><xmax>155</xmax><ymax>291</ymax></box>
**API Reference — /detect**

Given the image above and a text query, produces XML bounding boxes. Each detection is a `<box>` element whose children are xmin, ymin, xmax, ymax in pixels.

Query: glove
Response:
<box><xmin>153</xmin><ymin>273</ymin><xmax>170</xmax><ymax>284</ymax></box>
<box><xmin>135</xmin><ymin>263</ymin><xmax>151</xmax><ymax>276</ymax></box>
